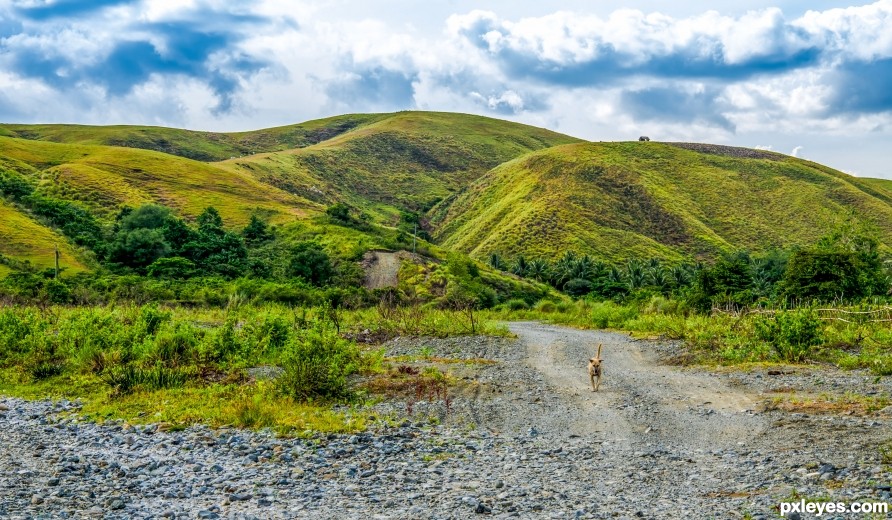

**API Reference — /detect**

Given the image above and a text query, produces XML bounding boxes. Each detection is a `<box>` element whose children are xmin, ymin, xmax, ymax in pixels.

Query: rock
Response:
<box><xmin>475</xmin><ymin>502</ymin><xmax>492</xmax><ymax>514</ymax></box>
<box><xmin>109</xmin><ymin>499</ymin><xmax>125</xmax><ymax>510</ymax></box>
<box><xmin>31</xmin><ymin>495</ymin><xmax>44</xmax><ymax>505</ymax></box>
<box><xmin>198</xmin><ymin>511</ymin><xmax>220</xmax><ymax>519</ymax></box>
<box><xmin>786</xmin><ymin>513</ymin><xmax>801</xmax><ymax>520</ymax></box>
<box><xmin>229</xmin><ymin>492</ymin><xmax>252</xmax><ymax>501</ymax></box>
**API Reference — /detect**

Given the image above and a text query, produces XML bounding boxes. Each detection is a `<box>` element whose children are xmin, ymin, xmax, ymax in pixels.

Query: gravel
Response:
<box><xmin>1</xmin><ymin>323</ymin><xmax>890</xmax><ymax>519</ymax></box>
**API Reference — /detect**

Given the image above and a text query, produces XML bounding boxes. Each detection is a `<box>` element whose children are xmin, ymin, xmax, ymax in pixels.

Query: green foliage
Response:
<box><xmin>242</xmin><ymin>215</ymin><xmax>274</xmax><ymax>247</ymax></box>
<box><xmin>109</xmin><ymin>228</ymin><xmax>171</xmax><ymax>269</ymax></box>
<box><xmin>147</xmin><ymin>257</ymin><xmax>197</xmax><ymax>279</ymax></box>
<box><xmin>0</xmin><ymin>168</ymin><xmax>34</xmax><ymax>200</ymax></box>
<box><xmin>753</xmin><ymin>309</ymin><xmax>824</xmax><ymax>362</ymax></box>
<box><xmin>289</xmin><ymin>241</ymin><xmax>334</xmax><ymax>286</ymax></box>
<box><xmin>24</xmin><ymin>193</ymin><xmax>105</xmax><ymax>251</ymax></box>
<box><xmin>277</xmin><ymin>326</ymin><xmax>359</xmax><ymax>401</ymax></box>
<box><xmin>688</xmin><ymin>252</ymin><xmax>754</xmax><ymax>311</ymax></box>
<box><xmin>782</xmin><ymin>251</ymin><xmax>861</xmax><ymax>301</ymax></box>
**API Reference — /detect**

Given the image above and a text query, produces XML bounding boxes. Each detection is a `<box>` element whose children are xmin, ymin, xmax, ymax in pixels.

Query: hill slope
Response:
<box><xmin>0</xmin><ymin>114</ymin><xmax>388</xmax><ymax>162</ymax></box>
<box><xmin>1</xmin><ymin>112</ymin><xmax>891</xmax><ymax>271</ymax></box>
<box><xmin>217</xmin><ymin>111</ymin><xmax>582</xmax><ymax>221</ymax></box>
<box><xmin>431</xmin><ymin>142</ymin><xmax>892</xmax><ymax>262</ymax></box>
<box><xmin>0</xmin><ymin>111</ymin><xmax>580</xmax><ymax>269</ymax></box>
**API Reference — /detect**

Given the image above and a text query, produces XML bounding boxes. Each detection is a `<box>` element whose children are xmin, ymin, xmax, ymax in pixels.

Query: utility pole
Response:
<box><xmin>54</xmin><ymin>244</ymin><xmax>60</xmax><ymax>279</ymax></box>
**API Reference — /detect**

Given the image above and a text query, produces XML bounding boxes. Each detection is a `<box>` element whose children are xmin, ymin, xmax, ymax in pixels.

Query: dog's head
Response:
<box><xmin>588</xmin><ymin>357</ymin><xmax>601</xmax><ymax>368</ymax></box>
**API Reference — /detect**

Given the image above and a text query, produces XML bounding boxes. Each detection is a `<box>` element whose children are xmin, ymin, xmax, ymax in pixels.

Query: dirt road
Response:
<box><xmin>362</xmin><ymin>251</ymin><xmax>401</xmax><ymax>289</ymax></box>
<box><xmin>509</xmin><ymin>322</ymin><xmax>764</xmax><ymax>448</ymax></box>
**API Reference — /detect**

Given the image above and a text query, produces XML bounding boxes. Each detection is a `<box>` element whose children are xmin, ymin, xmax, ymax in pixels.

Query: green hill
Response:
<box><xmin>1</xmin><ymin>111</ymin><xmax>891</xmax><ymax>272</ymax></box>
<box><xmin>217</xmin><ymin>111</ymin><xmax>582</xmax><ymax>222</ymax></box>
<box><xmin>0</xmin><ymin>113</ymin><xmax>388</xmax><ymax>162</ymax></box>
<box><xmin>431</xmin><ymin>141</ymin><xmax>892</xmax><ymax>262</ymax></box>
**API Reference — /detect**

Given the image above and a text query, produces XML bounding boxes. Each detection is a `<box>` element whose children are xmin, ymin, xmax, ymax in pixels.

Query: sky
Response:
<box><xmin>0</xmin><ymin>1</ymin><xmax>890</xmax><ymax>178</ymax></box>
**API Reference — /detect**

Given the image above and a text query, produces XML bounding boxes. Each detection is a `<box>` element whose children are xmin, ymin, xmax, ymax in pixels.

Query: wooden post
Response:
<box><xmin>413</xmin><ymin>223</ymin><xmax>417</xmax><ymax>254</ymax></box>
<box><xmin>54</xmin><ymin>244</ymin><xmax>60</xmax><ymax>279</ymax></box>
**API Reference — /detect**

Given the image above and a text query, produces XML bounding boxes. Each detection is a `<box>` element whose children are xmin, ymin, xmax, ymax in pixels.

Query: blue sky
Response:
<box><xmin>0</xmin><ymin>1</ymin><xmax>890</xmax><ymax>178</ymax></box>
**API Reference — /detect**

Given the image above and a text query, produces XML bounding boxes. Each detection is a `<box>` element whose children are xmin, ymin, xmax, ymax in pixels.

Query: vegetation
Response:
<box><xmin>1</xmin><ymin>111</ymin><xmax>892</xmax><ymax>437</ymax></box>
<box><xmin>432</xmin><ymin>142</ymin><xmax>892</xmax><ymax>262</ymax></box>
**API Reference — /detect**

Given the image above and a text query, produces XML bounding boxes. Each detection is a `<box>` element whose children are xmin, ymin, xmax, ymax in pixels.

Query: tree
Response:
<box><xmin>147</xmin><ymin>257</ymin><xmax>197</xmax><ymax>279</ymax></box>
<box><xmin>119</xmin><ymin>204</ymin><xmax>170</xmax><ymax>232</ymax></box>
<box><xmin>289</xmin><ymin>242</ymin><xmax>333</xmax><ymax>286</ymax></box>
<box><xmin>782</xmin><ymin>251</ymin><xmax>860</xmax><ymax>301</ymax></box>
<box><xmin>108</xmin><ymin>228</ymin><xmax>170</xmax><ymax>269</ymax></box>
<box><xmin>242</xmin><ymin>215</ymin><xmax>273</xmax><ymax>247</ymax></box>
<box><xmin>197</xmin><ymin>207</ymin><xmax>225</xmax><ymax>236</ymax></box>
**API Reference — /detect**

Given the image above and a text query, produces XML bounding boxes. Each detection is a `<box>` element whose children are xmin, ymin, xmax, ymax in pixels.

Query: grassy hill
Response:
<box><xmin>1</xmin><ymin>111</ymin><xmax>891</xmax><ymax>271</ymax></box>
<box><xmin>0</xmin><ymin>114</ymin><xmax>388</xmax><ymax>162</ymax></box>
<box><xmin>0</xmin><ymin>111</ymin><xmax>579</xmax><ymax>270</ymax></box>
<box><xmin>217</xmin><ymin>111</ymin><xmax>582</xmax><ymax>222</ymax></box>
<box><xmin>0</xmin><ymin>199</ymin><xmax>87</xmax><ymax>273</ymax></box>
<box><xmin>431</xmin><ymin>142</ymin><xmax>892</xmax><ymax>262</ymax></box>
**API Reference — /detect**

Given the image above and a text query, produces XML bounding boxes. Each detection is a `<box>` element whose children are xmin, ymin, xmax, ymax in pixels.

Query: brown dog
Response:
<box><xmin>588</xmin><ymin>343</ymin><xmax>603</xmax><ymax>392</ymax></box>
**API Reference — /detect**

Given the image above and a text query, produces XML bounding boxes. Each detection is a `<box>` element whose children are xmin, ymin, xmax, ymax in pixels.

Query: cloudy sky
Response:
<box><xmin>0</xmin><ymin>1</ymin><xmax>890</xmax><ymax>178</ymax></box>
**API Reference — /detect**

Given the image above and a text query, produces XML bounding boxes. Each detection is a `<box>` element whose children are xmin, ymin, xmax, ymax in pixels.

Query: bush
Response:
<box><xmin>754</xmin><ymin>309</ymin><xmax>823</xmax><ymax>362</ymax></box>
<box><xmin>289</xmin><ymin>242</ymin><xmax>334</xmax><ymax>286</ymax></box>
<box><xmin>100</xmin><ymin>363</ymin><xmax>188</xmax><ymax>394</ymax></box>
<box><xmin>504</xmin><ymin>298</ymin><xmax>530</xmax><ymax>311</ymax></box>
<box><xmin>563</xmin><ymin>278</ymin><xmax>593</xmax><ymax>297</ymax></box>
<box><xmin>277</xmin><ymin>328</ymin><xmax>359</xmax><ymax>401</ymax></box>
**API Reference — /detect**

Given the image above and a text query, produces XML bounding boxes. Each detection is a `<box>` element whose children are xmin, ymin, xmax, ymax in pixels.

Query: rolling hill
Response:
<box><xmin>1</xmin><ymin>110</ymin><xmax>891</xmax><ymax>272</ymax></box>
<box><xmin>431</xmin><ymin>141</ymin><xmax>892</xmax><ymax>262</ymax></box>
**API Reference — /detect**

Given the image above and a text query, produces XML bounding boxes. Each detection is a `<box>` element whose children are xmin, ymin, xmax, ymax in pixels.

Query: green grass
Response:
<box><xmin>0</xmin><ymin>199</ymin><xmax>88</xmax><ymax>272</ymax></box>
<box><xmin>0</xmin><ymin>113</ymin><xmax>388</xmax><ymax>162</ymax></box>
<box><xmin>219</xmin><ymin>111</ymin><xmax>581</xmax><ymax>221</ymax></box>
<box><xmin>0</xmin><ymin>371</ymin><xmax>363</xmax><ymax>435</ymax></box>
<box><xmin>432</xmin><ymin>141</ymin><xmax>892</xmax><ymax>262</ymax></box>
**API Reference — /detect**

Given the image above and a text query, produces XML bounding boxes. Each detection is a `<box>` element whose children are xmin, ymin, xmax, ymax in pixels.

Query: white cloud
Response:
<box><xmin>790</xmin><ymin>145</ymin><xmax>804</xmax><ymax>156</ymax></box>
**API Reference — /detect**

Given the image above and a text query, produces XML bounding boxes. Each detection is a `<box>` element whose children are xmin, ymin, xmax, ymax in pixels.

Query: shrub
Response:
<box><xmin>563</xmin><ymin>278</ymin><xmax>593</xmax><ymax>297</ymax></box>
<box><xmin>504</xmin><ymin>298</ymin><xmax>530</xmax><ymax>311</ymax></box>
<box><xmin>99</xmin><ymin>363</ymin><xmax>188</xmax><ymax>394</ymax></box>
<box><xmin>754</xmin><ymin>309</ymin><xmax>823</xmax><ymax>362</ymax></box>
<box><xmin>533</xmin><ymin>300</ymin><xmax>556</xmax><ymax>313</ymax></box>
<box><xmin>277</xmin><ymin>328</ymin><xmax>359</xmax><ymax>401</ymax></box>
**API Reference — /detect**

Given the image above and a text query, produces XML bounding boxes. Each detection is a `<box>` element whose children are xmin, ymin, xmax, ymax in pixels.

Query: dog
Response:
<box><xmin>588</xmin><ymin>343</ymin><xmax>603</xmax><ymax>392</ymax></box>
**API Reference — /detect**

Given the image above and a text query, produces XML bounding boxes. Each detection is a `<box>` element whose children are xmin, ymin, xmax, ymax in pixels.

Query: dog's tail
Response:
<box><xmin>596</xmin><ymin>343</ymin><xmax>602</xmax><ymax>359</ymax></box>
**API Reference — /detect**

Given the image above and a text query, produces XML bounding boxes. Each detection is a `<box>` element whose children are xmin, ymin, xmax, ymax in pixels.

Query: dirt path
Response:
<box><xmin>509</xmin><ymin>322</ymin><xmax>764</xmax><ymax>448</ymax></box>
<box><xmin>362</xmin><ymin>251</ymin><xmax>401</xmax><ymax>289</ymax></box>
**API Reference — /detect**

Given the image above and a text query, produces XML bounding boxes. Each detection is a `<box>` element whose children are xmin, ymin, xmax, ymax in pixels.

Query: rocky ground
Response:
<box><xmin>2</xmin><ymin>322</ymin><xmax>891</xmax><ymax>519</ymax></box>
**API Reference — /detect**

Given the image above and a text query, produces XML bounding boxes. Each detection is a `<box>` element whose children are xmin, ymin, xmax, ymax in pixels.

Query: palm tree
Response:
<box><xmin>511</xmin><ymin>255</ymin><xmax>528</xmax><ymax>277</ymax></box>
<box><xmin>669</xmin><ymin>264</ymin><xmax>691</xmax><ymax>288</ymax></box>
<box><xmin>488</xmin><ymin>252</ymin><xmax>505</xmax><ymax>271</ymax></box>
<box><xmin>648</xmin><ymin>266</ymin><xmax>672</xmax><ymax>294</ymax></box>
<box><xmin>526</xmin><ymin>258</ymin><xmax>550</xmax><ymax>282</ymax></box>
<box><xmin>625</xmin><ymin>259</ymin><xmax>646</xmax><ymax>290</ymax></box>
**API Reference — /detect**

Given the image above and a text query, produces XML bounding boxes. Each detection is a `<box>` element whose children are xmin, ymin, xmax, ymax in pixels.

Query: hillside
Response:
<box><xmin>0</xmin><ymin>111</ymin><xmax>580</xmax><ymax>271</ymax></box>
<box><xmin>431</xmin><ymin>142</ymin><xmax>892</xmax><ymax>262</ymax></box>
<box><xmin>217</xmin><ymin>111</ymin><xmax>582</xmax><ymax>221</ymax></box>
<box><xmin>0</xmin><ymin>114</ymin><xmax>388</xmax><ymax>162</ymax></box>
<box><xmin>1</xmin><ymin>111</ymin><xmax>891</xmax><ymax>272</ymax></box>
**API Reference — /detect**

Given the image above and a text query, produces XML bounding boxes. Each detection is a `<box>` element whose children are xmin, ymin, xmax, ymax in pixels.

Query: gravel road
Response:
<box><xmin>2</xmin><ymin>322</ymin><xmax>890</xmax><ymax>519</ymax></box>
